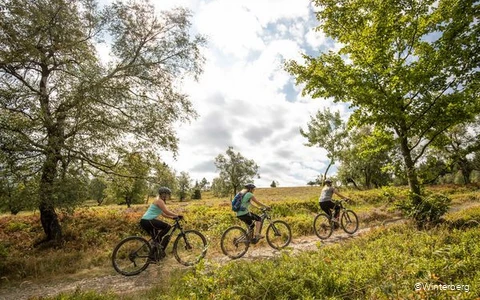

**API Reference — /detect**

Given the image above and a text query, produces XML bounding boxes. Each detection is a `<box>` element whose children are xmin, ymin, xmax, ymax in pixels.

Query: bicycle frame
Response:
<box><xmin>244</xmin><ymin>208</ymin><xmax>280</xmax><ymax>239</ymax></box>
<box><xmin>151</xmin><ymin>218</ymin><xmax>184</xmax><ymax>249</ymax></box>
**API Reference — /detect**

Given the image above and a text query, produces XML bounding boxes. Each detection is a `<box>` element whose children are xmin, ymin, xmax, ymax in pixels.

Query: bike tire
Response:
<box><xmin>220</xmin><ymin>226</ymin><xmax>250</xmax><ymax>259</ymax></box>
<box><xmin>341</xmin><ymin>210</ymin><xmax>359</xmax><ymax>234</ymax></box>
<box><xmin>313</xmin><ymin>213</ymin><xmax>333</xmax><ymax>239</ymax></box>
<box><xmin>173</xmin><ymin>230</ymin><xmax>208</xmax><ymax>266</ymax></box>
<box><xmin>112</xmin><ymin>236</ymin><xmax>151</xmax><ymax>276</ymax></box>
<box><xmin>266</xmin><ymin>220</ymin><xmax>292</xmax><ymax>250</ymax></box>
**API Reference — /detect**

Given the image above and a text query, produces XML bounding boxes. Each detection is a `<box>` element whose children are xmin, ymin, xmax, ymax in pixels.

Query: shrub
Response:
<box><xmin>396</xmin><ymin>192</ymin><xmax>452</xmax><ymax>226</ymax></box>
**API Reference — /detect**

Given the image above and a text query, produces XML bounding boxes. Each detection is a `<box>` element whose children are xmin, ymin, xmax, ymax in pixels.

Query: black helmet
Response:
<box><xmin>245</xmin><ymin>183</ymin><xmax>256</xmax><ymax>189</ymax></box>
<box><xmin>324</xmin><ymin>179</ymin><xmax>332</xmax><ymax>184</ymax></box>
<box><xmin>158</xmin><ymin>187</ymin><xmax>172</xmax><ymax>195</ymax></box>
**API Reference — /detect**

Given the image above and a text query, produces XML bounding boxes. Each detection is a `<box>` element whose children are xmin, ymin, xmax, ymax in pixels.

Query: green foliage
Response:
<box><xmin>213</xmin><ymin>146</ymin><xmax>259</xmax><ymax>197</ymax></box>
<box><xmin>301</xmin><ymin>108</ymin><xmax>348</xmax><ymax>180</ymax></box>
<box><xmin>177</xmin><ymin>171</ymin><xmax>192</xmax><ymax>201</ymax></box>
<box><xmin>166</xmin><ymin>222</ymin><xmax>480</xmax><ymax>299</ymax></box>
<box><xmin>0</xmin><ymin>178</ymin><xmax>38</xmax><ymax>214</ymax></box>
<box><xmin>396</xmin><ymin>192</ymin><xmax>452</xmax><ymax>226</ymax></box>
<box><xmin>337</xmin><ymin>126</ymin><xmax>394</xmax><ymax>188</ymax></box>
<box><xmin>192</xmin><ymin>188</ymin><xmax>202</xmax><ymax>200</ymax></box>
<box><xmin>88</xmin><ymin>177</ymin><xmax>107</xmax><ymax>205</ymax></box>
<box><xmin>286</xmin><ymin>0</ymin><xmax>480</xmax><ymax>221</ymax></box>
<box><xmin>106</xmin><ymin>153</ymin><xmax>149</xmax><ymax>207</ymax></box>
<box><xmin>0</xmin><ymin>0</ymin><xmax>205</xmax><ymax>240</ymax></box>
<box><xmin>0</xmin><ymin>185</ymin><xmax>477</xmax><ymax>297</ymax></box>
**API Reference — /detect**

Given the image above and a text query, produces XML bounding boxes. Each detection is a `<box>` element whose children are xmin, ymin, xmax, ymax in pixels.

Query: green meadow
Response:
<box><xmin>0</xmin><ymin>185</ymin><xmax>479</xmax><ymax>299</ymax></box>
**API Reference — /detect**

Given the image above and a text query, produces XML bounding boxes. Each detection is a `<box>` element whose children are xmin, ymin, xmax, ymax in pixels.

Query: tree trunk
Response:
<box><xmin>399</xmin><ymin>136</ymin><xmax>422</xmax><ymax>205</ymax></box>
<box><xmin>323</xmin><ymin>160</ymin><xmax>334</xmax><ymax>184</ymax></box>
<box><xmin>458</xmin><ymin>159</ymin><xmax>472</xmax><ymax>184</ymax></box>
<box><xmin>39</xmin><ymin>153</ymin><xmax>62</xmax><ymax>243</ymax></box>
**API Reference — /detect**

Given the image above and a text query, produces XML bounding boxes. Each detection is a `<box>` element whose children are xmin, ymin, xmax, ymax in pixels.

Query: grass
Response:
<box><xmin>0</xmin><ymin>184</ymin><xmax>479</xmax><ymax>299</ymax></box>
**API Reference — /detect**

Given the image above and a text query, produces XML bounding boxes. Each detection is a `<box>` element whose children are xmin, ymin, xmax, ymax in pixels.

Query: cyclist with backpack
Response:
<box><xmin>235</xmin><ymin>183</ymin><xmax>271</xmax><ymax>243</ymax></box>
<box><xmin>319</xmin><ymin>179</ymin><xmax>349</xmax><ymax>226</ymax></box>
<box><xmin>140</xmin><ymin>187</ymin><xmax>183</xmax><ymax>262</ymax></box>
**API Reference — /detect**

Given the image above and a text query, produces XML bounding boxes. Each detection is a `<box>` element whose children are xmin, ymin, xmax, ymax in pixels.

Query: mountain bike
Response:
<box><xmin>112</xmin><ymin>217</ymin><xmax>207</xmax><ymax>276</ymax></box>
<box><xmin>313</xmin><ymin>199</ymin><xmax>359</xmax><ymax>239</ymax></box>
<box><xmin>220</xmin><ymin>207</ymin><xmax>292</xmax><ymax>259</ymax></box>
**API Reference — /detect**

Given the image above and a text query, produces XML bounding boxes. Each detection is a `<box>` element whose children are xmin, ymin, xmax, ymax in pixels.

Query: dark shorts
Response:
<box><xmin>237</xmin><ymin>212</ymin><xmax>261</xmax><ymax>229</ymax></box>
<box><xmin>320</xmin><ymin>201</ymin><xmax>340</xmax><ymax>218</ymax></box>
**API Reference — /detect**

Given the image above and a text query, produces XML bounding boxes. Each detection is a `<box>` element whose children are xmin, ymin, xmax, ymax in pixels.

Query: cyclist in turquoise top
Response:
<box><xmin>140</xmin><ymin>187</ymin><xmax>182</xmax><ymax>261</ymax></box>
<box><xmin>236</xmin><ymin>183</ymin><xmax>270</xmax><ymax>243</ymax></box>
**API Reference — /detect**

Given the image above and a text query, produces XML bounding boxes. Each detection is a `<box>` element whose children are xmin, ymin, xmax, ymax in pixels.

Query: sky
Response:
<box><xmin>107</xmin><ymin>0</ymin><xmax>351</xmax><ymax>187</ymax></box>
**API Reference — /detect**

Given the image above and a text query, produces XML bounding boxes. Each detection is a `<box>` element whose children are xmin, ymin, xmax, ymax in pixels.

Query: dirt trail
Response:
<box><xmin>0</xmin><ymin>218</ymin><xmax>406</xmax><ymax>300</ymax></box>
<box><xmin>2</xmin><ymin>201</ymin><xmax>478</xmax><ymax>300</ymax></box>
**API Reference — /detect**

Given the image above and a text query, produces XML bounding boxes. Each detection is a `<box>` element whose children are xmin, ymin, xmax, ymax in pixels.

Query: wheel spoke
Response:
<box><xmin>341</xmin><ymin>210</ymin><xmax>359</xmax><ymax>234</ymax></box>
<box><xmin>221</xmin><ymin>226</ymin><xmax>249</xmax><ymax>259</ymax></box>
<box><xmin>173</xmin><ymin>230</ymin><xmax>207</xmax><ymax>266</ymax></box>
<box><xmin>112</xmin><ymin>236</ymin><xmax>151</xmax><ymax>276</ymax></box>
<box><xmin>266</xmin><ymin>221</ymin><xmax>291</xmax><ymax>249</ymax></box>
<box><xmin>314</xmin><ymin>214</ymin><xmax>333</xmax><ymax>239</ymax></box>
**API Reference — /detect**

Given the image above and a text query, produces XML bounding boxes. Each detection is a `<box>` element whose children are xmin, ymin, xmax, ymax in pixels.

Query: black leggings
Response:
<box><xmin>320</xmin><ymin>201</ymin><xmax>340</xmax><ymax>219</ymax></box>
<box><xmin>237</xmin><ymin>212</ymin><xmax>261</xmax><ymax>229</ymax></box>
<box><xmin>140</xmin><ymin>219</ymin><xmax>171</xmax><ymax>249</ymax></box>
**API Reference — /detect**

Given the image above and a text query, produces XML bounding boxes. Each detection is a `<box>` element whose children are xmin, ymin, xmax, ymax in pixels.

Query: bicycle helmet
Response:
<box><xmin>158</xmin><ymin>186</ymin><xmax>172</xmax><ymax>195</ymax></box>
<box><xmin>244</xmin><ymin>183</ymin><xmax>256</xmax><ymax>189</ymax></box>
<box><xmin>324</xmin><ymin>179</ymin><xmax>332</xmax><ymax>184</ymax></box>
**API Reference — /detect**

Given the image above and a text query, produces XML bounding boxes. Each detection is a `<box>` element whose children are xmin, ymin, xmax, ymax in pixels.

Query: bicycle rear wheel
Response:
<box><xmin>266</xmin><ymin>220</ymin><xmax>292</xmax><ymax>249</ymax></box>
<box><xmin>112</xmin><ymin>236</ymin><xmax>151</xmax><ymax>276</ymax></box>
<box><xmin>220</xmin><ymin>226</ymin><xmax>250</xmax><ymax>259</ymax></box>
<box><xmin>173</xmin><ymin>230</ymin><xmax>208</xmax><ymax>266</ymax></box>
<box><xmin>341</xmin><ymin>210</ymin><xmax>359</xmax><ymax>234</ymax></box>
<box><xmin>313</xmin><ymin>213</ymin><xmax>333</xmax><ymax>239</ymax></box>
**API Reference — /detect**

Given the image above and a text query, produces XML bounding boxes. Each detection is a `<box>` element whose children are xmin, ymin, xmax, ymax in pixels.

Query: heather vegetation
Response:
<box><xmin>0</xmin><ymin>185</ymin><xmax>479</xmax><ymax>299</ymax></box>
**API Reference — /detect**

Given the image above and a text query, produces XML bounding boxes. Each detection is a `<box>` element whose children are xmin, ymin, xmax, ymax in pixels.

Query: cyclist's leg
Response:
<box><xmin>149</xmin><ymin>219</ymin><xmax>171</xmax><ymax>250</ymax></box>
<box><xmin>140</xmin><ymin>219</ymin><xmax>159</xmax><ymax>260</ymax></box>
<box><xmin>249</xmin><ymin>213</ymin><xmax>263</xmax><ymax>239</ymax></box>
<box><xmin>333</xmin><ymin>204</ymin><xmax>341</xmax><ymax>219</ymax></box>
<box><xmin>320</xmin><ymin>201</ymin><xmax>335</xmax><ymax>219</ymax></box>
<box><xmin>237</xmin><ymin>214</ymin><xmax>255</xmax><ymax>239</ymax></box>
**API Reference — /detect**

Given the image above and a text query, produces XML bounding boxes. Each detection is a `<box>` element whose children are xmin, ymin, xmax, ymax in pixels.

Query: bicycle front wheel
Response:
<box><xmin>266</xmin><ymin>220</ymin><xmax>292</xmax><ymax>250</ymax></box>
<box><xmin>220</xmin><ymin>226</ymin><xmax>250</xmax><ymax>259</ymax></box>
<box><xmin>313</xmin><ymin>213</ymin><xmax>333</xmax><ymax>239</ymax></box>
<box><xmin>112</xmin><ymin>236</ymin><xmax>151</xmax><ymax>276</ymax></box>
<box><xmin>341</xmin><ymin>210</ymin><xmax>359</xmax><ymax>234</ymax></box>
<box><xmin>173</xmin><ymin>230</ymin><xmax>208</xmax><ymax>266</ymax></box>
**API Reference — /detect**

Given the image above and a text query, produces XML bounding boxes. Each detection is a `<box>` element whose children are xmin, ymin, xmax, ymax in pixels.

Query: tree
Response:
<box><xmin>88</xmin><ymin>176</ymin><xmax>107</xmax><ymax>205</ymax></box>
<box><xmin>337</xmin><ymin>125</ymin><xmax>393</xmax><ymax>188</ymax></box>
<box><xmin>431</xmin><ymin>117</ymin><xmax>480</xmax><ymax>184</ymax></box>
<box><xmin>286</xmin><ymin>0</ymin><xmax>479</xmax><ymax>210</ymax></box>
<box><xmin>214</xmin><ymin>146</ymin><xmax>259</xmax><ymax>197</ymax></box>
<box><xmin>191</xmin><ymin>180</ymin><xmax>202</xmax><ymax>200</ymax></box>
<box><xmin>106</xmin><ymin>152</ymin><xmax>149</xmax><ymax>207</ymax></box>
<box><xmin>270</xmin><ymin>180</ymin><xmax>278</xmax><ymax>188</ymax></box>
<box><xmin>149</xmin><ymin>162</ymin><xmax>177</xmax><ymax>196</ymax></box>
<box><xmin>0</xmin><ymin>0</ymin><xmax>205</xmax><ymax>243</ymax></box>
<box><xmin>211</xmin><ymin>176</ymin><xmax>230</xmax><ymax>197</ymax></box>
<box><xmin>199</xmin><ymin>177</ymin><xmax>210</xmax><ymax>191</ymax></box>
<box><xmin>300</xmin><ymin>108</ymin><xmax>348</xmax><ymax>183</ymax></box>
<box><xmin>176</xmin><ymin>171</ymin><xmax>192</xmax><ymax>201</ymax></box>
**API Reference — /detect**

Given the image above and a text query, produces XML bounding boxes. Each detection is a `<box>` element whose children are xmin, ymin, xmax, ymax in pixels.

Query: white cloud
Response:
<box><xmin>104</xmin><ymin>0</ymin><xmax>350</xmax><ymax>187</ymax></box>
